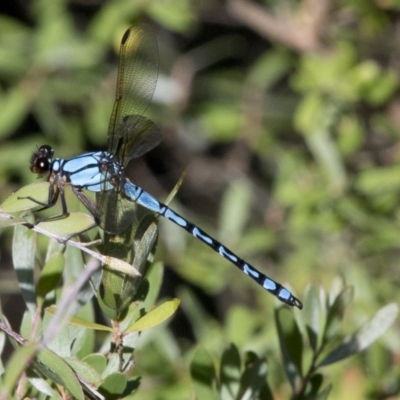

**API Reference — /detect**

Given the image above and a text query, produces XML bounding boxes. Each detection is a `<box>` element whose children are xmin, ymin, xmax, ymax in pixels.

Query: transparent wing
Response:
<box><xmin>114</xmin><ymin>115</ymin><xmax>161</xmax><ymax>164</ymax></box>
<box><xmin>95</xmin><ymin>189</ymin><xmax>138</xmax><ymax>234</ymax></box>
<box><xmin>108</xmin><ymin>24</ymin><xmax>160</xmax><ymax>166</ymax></box>
<box><xmin>96</xmin><ymin>24</ymin><xmax>160</xmax><ymax>234</ymax></box>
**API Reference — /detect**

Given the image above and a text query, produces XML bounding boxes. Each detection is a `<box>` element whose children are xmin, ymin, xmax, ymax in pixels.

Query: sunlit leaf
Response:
<box><xmin>304</xmin><ymin>285</ymin><xmax>322</xmax><ymax>352</ymax></box>
<box><xmin>125</xmin><ymin>298</ymin><xmax>180</xmax><ymax>333</ymax></box>
<box><xmin>46</xmin><ymin>305</ymin><xmax>112</xmax><ymax>332</ymax></box>
<box><xmin>1</xmin><ymin>182</ymin><xmax>50</xmax><ymax>213</ymax></box>
<box><xmin>320</xmin><ymin>303</ymin><xmax>399</xmax><ymax>366</ymax></box>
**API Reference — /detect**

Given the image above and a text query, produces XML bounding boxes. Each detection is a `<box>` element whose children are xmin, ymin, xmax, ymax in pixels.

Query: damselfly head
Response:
<box><xmin>30</xmin><ymin>145</ymin><xmax>54</xmax><ymax>176</ymax></box>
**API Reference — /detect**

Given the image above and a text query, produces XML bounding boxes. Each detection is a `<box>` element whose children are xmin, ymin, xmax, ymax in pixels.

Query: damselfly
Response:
<box><xmin>28</xmin><ymin>25</ymin><xmax>302</xmax><ymax>309</ymax></box>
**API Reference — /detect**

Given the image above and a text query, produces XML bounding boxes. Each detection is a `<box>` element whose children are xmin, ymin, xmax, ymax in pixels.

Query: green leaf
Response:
<box><xmin>201</xmin><ymin>103</ymin><xmax>242</xmax><ymax>142</ymax></box>
<box><xmin>46</xmin><ymin>305</ymin><xmax>112</xmax><ymax>332</ymax></box>
<box><xmin>37</xmin><ymin>348</ymin><xmax>85</xmax><ymax>400</ymax></box>
<box><xmin>1</xmin><ymin>182</ymin><xmax>50</xmax><ymax>213</ymax></box>
<box><xmin>0</xmin><ymin>211</ymin><xmax>26</xmax><ymax>228</ymax></box>
<box><xmin>305</xmin><ymin>373</ymin><xmax>326</xmax><ymax>399</ymax></box>
<box><xmin>190</xmin><ymin>346</ymin><xmax>219</xmax><ymax>400</ymax></box>
<box><xmin>37</xmin><ymin>253</ymin><xmax>64</xmax><ymax>301</ymax></box>
<box><xmin>124</xmin><ymin>298</ymin><xmax>180</xmax><ymax>333</ymax></box>
<box><xmin>142</xmin><ymin>261</ymin><xmax>164</xmax><ymax>311</ymax></box>
<box><xmin>27</xmin><ymin>373</ymin><xmax>61</xmax><ymax>399</ymax></box>
<box><xmin>220</xmin><ymin>343</ymin><xmax>241</xmax><ymax>400</ymax></box>
<box><xmin>20</xmin><ymin>310</ymin><xmax>39</xmax><ymax>342</ymax></box>
<box><xmin>304</xmin><ymin>285</ymin><xmax>323</xmax><ymax>352</ymax></box>
<box><xmin>0</xmin><ymin>85</ymin><xmax>33</xmax><ymax>140</ymax></box>
<box><xmin>320</xmin><ymin>303</ymin><xmax>398</xmax><ymax>366</ymax></box>
<box><xmin>38</xmin><ymin>212</ymin><xmax>95</xmax><ymax>237</ymax></box>
<box><xmin>65</xmin><ymin>357</ymin><xmax>102</xmax><ymax>386</ymax></box>
<box><xmin>275</xmin><ymin>307</ymin><xmax>303</xmax><ymax>388</ymax></box>
<box><xmin>312</xmin><ymin>384</ymin><xmax>332</xmax><ymax>400</ymax></box>
<box><xmin>366</xmin><ymin>70</ymin><xmax>398</xmax><ymax>105</ymax></box>
<box><xmin>248</xmin><ymin>48</ymin><xmax>293</xmax><ymax>88</ymax></box>
<box><xmin>219</xmin><ymin>178</ymin><xmax>251</xmax><ymax>244</ymax></box>
<box><xmin>12</xmin><ymin>224</ymin><xmax>36</xmax><ymax>314</ymax></box>
<box><xmin>148</xmin><ymin>0</ymin><xmax>196</xmax><ymax>32</ymax></box>
<box><xmin>63</xmin><ymin>243</ymin><xmax>99</xmax><ymax>310</ymax></box>
<box><xmin>82</xmin><ymin>353</ymin><xmax>107</xmax><ymax>375</ymax></box>
<box><xmin>305</xmin><ymin>128</ymin><xmax>346</xmax><ymax>191</ymax></box>
<box><xmin>0</xmin><ymin>331</ymin><xmax>5</xmax><ymax>375</ymax></box>
<box><xmin>225</xmin><ymin>306</ymin><xmax>259</xmax><ymax>349</ymax></box>
<box><xmin>355</xmin><ymin>166</ymin><xmax>400</xmax><ymax>195</ymax></box>
<box><xmin>99</xmin><ymin>372</ymin><xmax>127</xmax><ymax>399</ymax></box>
<box><xmin>323</xmin><ymin>286</ymin><xmax>353</xmax><ymax>341</ymax></box>
<box><xmin>43</xmin><ymin>314</ymin><xmax>87</xmax><ymax>358</ymax></box>
<box><xmin>164</xmin><ymin>169</ymin><xmax>187</xmax><ymax>206</ymax></box>
<box><xmin>99</xmin><ymin>213</ymin><xmax>158</xmax><ymax>317</ymax></box>
<box><xmin>124</xmin><ymin>377</ymin><xmax>141</xmax><ymax>396</ymax></box>
<box><xmin>2</xmin><ymin>343</ymin><xmax>37</xmax><ymax>395</ymax></box>
<box><xmin>294</xmin><ymin>92</ymin><xmax>323</xmax><ymax>134</ymax></box>
<box><xmin>237</xmin><ymin>352</ymin><xmax>269</xmax><ymax>400</ymax></box>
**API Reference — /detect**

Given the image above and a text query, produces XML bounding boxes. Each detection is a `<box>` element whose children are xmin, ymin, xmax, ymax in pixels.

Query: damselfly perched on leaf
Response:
<box><xmin>27</xmin><ymin>25</ymin><xmax>302</xmax><ymax>310</ymax></box>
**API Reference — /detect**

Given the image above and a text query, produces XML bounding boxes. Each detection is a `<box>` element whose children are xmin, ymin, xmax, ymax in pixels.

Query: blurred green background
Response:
<box><xmin>0</xmin><ymin>0</ymin><xmax>400</xmax><ymax>398</ymax></box>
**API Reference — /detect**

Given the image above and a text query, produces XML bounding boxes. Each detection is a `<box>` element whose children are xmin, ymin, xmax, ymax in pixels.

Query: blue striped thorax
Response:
<box><xmin>52</xmin><ymin>152</ymin><xmax>119</xmax><ymax>192</ymax></box>
<box><xmin>30</xmin><ymin>145</ymin><xmax>122</xmax><ymax>192</ymax></box>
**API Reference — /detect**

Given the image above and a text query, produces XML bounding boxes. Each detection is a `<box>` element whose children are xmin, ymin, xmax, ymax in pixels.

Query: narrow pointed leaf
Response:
<box><xmin>220</xmin><ymin>343</ymin><xmax>241</xmax><ymax>400</ymax></box>
<box><xmin>320</xmin><ymin>303</ymin><xmax>398</xmax><ymax>366</ymax></box>
<box><xmin>304</xmin><ymin>285</ymin><xmax>322</xmax><ymax>352</ymax></box>
<box><xmin>125</xmin><ymin>298</ymin><xmax>180</xmax><ymax>333</ymax></box>
<box><xmin>323</xmin><ymin>286</ymin><xmax>353</xmax><ymax>341</ymax></box>
<box><xmin>37</xmin><ymin>348</ymin><xmax>85</xmax><ymax>400</ymax></box>
<box><xmin>190</xmin><ymin>346</ymin><xmax>219</xmax><ymax>400</ymax></box>
<box><xmin>12</xmin><ymin>224</ymin><xmax>36</xmax><ymax>313</ymax></box>
<box><xmin>2</xmin><ymin>343</ymin><xmax>37</xmax><ymax>395</ymax></box>
<box><xmin>46</xmin><ymin>305</ymin><xmax>112</xmax><ymax>331</ymax></box>
<box><xmin>275</xmin><ymin>307</ymin><xmax>303</xmax><ymax>388</ymax></box>
<box><xmin>164</xmin><ymin>168</ymin><xmax>187</xmax><ymax>205</ymax></box>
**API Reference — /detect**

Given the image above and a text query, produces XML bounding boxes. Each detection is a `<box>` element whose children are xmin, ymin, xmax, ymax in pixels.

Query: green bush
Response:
<box><xmin>0</xmin><ymin>0</ymin><xmax>399</xmax><ymax>398</ymax></box>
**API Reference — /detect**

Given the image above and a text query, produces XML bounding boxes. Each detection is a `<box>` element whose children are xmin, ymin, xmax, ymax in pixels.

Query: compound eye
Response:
<box><xmin>32</xmin><ymin>156</ymin><xmax>50</xmax><ymax>175</ymax></box>
<box><xmin>30</xmin><ymin>145</ymin><xmax>54</xmax><ymax>176</ymax></box>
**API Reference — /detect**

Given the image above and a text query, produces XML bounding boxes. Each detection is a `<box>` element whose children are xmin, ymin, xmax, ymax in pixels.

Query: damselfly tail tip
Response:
<box><xmin>292</xmin><ymin>297</ymin><xmax>303</xmax><ymax>310</ymax></box>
